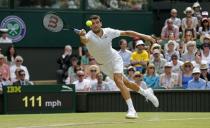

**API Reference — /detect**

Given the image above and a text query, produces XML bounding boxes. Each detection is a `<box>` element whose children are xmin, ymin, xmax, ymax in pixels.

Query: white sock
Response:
<box><xmin>138</xmin><ymin>87</ymin><xmax>146</xmax><ymax>96</ymax></box>
<box><xmin>126</xmin><ymin>98</ymin><xmax>136</xmax><ymax>112</ymax></box>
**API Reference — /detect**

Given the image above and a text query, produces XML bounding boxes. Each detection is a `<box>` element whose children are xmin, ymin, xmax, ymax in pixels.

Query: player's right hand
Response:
<box><xmin>79</xmin><ymin>29</ymin><xmax>86</xmax><ymax>36</ymax></box>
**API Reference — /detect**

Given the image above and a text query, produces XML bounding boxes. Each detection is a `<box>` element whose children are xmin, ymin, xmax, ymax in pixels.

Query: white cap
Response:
<box><xmin>164</xmin><ymin>62</ymin><xmax>172</xmax><ymax>67</ymax></box>
<box><xmin>192</xmin><ymin>2</ymin><xmax>201</xmax><ymax>8</ymax></box>
<box><xmin>184</xmin><ymin>7</ymin><xmax>194</xmax><ymax>14</ymax></box>
<box><xmin>0</xmin><ymin>28</ymin><xmax>8</xmax><ymax>33</ymax></box>
<box><xmin>171</xmin><ymin>9</ymin><xmax>177</xmax><ymax>13</ymax></box>
<box><xmin>192</xmin><ymin>68</ymin><xmax>201</xmax><ymax>74</ymax></box>
<box><xmin>136</xmin><ymin>40</ymin><xmax>144</xmax><ymax>46</ymax></box>
<box><xmin>202</xmin><ymin>11</ymin><xmax>208</xmax><ymax>16</ymax></box>
<box><xmin>153</xmin><ymin>49</ymin><xmax>160</xmax><ymax>54</ymax></box>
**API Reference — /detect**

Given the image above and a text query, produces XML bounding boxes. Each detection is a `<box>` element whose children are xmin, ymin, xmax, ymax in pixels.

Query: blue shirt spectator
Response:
<box><xmin>207</xmin><ymin>82</ymin><xmax>210</xmax><ymax>89</ymax></box>
<box><xmin>187</xmin><ymin>78</ymin><xmax>206</xmax><ymax>89</ymax></box>
<box><xmin>143</xmin><ymin>64</ymin><xmax>159</xmax><ymax>89</ymax></box>
<box><xmin>118</xmin><ymin>39</ymin><xmax>132</xmax><ymax>68</ymax></box>
<box><xmin>182</xmin><ymin>75</ymin><xmax>193</xmax><ymax>89</ymax></box>
<box><xmin>187</xmin><ymin>68</ymin><xmax>206</xmax><ymax>90</ymax></box>
<box><xmin>144</xmin><ymin>75</ymin><xmax>159</xmax><ymax>89</ymax></box>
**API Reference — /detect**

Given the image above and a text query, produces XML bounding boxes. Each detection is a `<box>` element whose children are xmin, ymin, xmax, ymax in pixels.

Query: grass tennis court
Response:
<box><xmin>0</xmin><ymin>112</ymin><xmax>210</xmax><ymax>128</ymax></box>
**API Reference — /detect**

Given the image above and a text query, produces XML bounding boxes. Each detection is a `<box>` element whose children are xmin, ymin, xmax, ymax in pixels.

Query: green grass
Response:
<box><xmin>0</xmin><ymin>112</ymin><xmax>210</xmax><ymax>128</ymax></box>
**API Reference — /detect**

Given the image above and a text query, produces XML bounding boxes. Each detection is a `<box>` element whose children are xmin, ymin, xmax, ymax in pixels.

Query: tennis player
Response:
<box><xmin>78</xmin><ymin>15</ymin><xmax>159</xmax><ymax>119</ymax></box>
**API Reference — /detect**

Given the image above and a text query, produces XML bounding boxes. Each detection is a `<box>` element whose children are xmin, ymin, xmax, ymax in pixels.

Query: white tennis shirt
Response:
<box><xmin>86</xmin><ymin>28</ymin><xmax>121</xmax><ymax>64</ymax></box>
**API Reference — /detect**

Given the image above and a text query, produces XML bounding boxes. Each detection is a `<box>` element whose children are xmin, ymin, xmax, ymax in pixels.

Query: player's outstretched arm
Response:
<box><xmin>79</xmin><ymin>29</ymin><xmax>89</xmax><ymax>45</ymax></box>
<box><xmin>120</xmin><ymin>31</ymin><xmax>155</xmax><ymax>44</ymax></box>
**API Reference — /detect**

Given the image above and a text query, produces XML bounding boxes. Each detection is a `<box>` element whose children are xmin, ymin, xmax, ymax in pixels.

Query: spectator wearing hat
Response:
<box><xmin>164</xmin><ymin>33</ymin><xmax>180</xmax><ymax>51</ymax></box>
<box><xmin>159</xmin><ymin>62</ymin><xmax>179</xmax><ymax>89</ymax></box>
<box><xmin>150</xmin><ymin>49</ymin><xmax>166</xmax><ymax>75</ymax></box>
<box><xmin>126</xmin><ymin>66</ymin><xmax>135</xmax><ymax>82</ymax></box>
<box><xmin>164</xmin><ymin>40</ymin><xmax>180</xmax><ymax>62</ymax></box>
<box><xmin>0</xmin><ymin>28</ymin><xmax>12</xmax><ymax>43</ymax></box>
<box><xmin>187</xmin><ymin>68</ymin><xmax>206</xmax><ymax>90</ymax></box>
<box><xmin>0</xmin><ymin>54</ymin><xmax>10</xmax><ymax>80</ymax></box>
<box><xmin>133</xmin><ymin>71</ymin><xmax>147</xmax><ymax>90</ymax></box>
<box><xmin>161</xmin><ymin>19</ymin><xmax>179</xmax><ymax>41</ymax></box>
<box><xmin>200</xmin><ymin>63</ymin><xmax>210</xmax><ymax>82</ymax></box>
<box><xmin>191</xmin><ymin>51</ymin><xmax>207</xmax><ymax>69</ymax></box>
<box><xmin>118</xmin><ymin>39</ymin><xmax>132</xmax><ymax>68</ymax></box>
<box><xmin>181</xmin><ymin>41</ymin><xmax>196</xmax><ymax>62</ymax></box>
<box><xmin>182</xmin><ymin>7</ymin><xmax>198</xmax><ymax>33</ymax></box>
<box><xmin>130</xmin><ymin>40</ymin><xmax>149</xmax><ymax>72</ymax></box>
<box><xmin>150</xmin><ymin>43</ymin><xmax>164</xmax><ymax>60</ymax></box>
<box><xmin>180</xmin><ymin>61</ymin><xmax>193</xmax><ymax>89</ymax></box>
<box><xmin>164</xmin><ymin>9</ymin><xmax>181</xmax><ymax>29</ymax></box>
<box><xmin>192</xmin><ymin>2</ymin><xmax>202</xmax><ymax>25</ymax></box>
<box><xmin>200</xmin><ymin>34</ymin><xmax>210</xmax><ymax>44</ymax></box>
<box><xmin>143</xmin><ymin>63</ymin><xmax>159</xmax><ymax>89</ymax></box>
<box><xmin>90</xmin><ymin>72</ymin><xmax>110</xmax><ymax>91</ymax></box>
<box><xmin>170</xmin><ymin>54</ymin><xmax>183</xmax><ymax>74</ymax></box>
<box><xmin>201</xmin><ymin>11</ymin><xmax>209</xmax><ymax>18</ymax></box>
<box><xmin>198</xmin><ymin>18</ymin><xmax>210</xmax><ymax>36</ymax></box>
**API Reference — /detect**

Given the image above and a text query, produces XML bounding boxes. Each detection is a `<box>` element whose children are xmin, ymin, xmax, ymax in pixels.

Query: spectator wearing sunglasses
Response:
<box><xmin>73</xmin><ymin>70</ymin><xmax>91</xmax><ymax>92</ymax></box>
<box><xmin>133</xmin><ymin>71</ymin><xmax>147</xmax><ymax>90</ymax></box>
<box><xmin>126</xmin><ymin>66</ymin><xmax>135</xmax><ymax>82</ymax></box>
<box><xmin>13</xmin><ymin>69</ymin><xmax>33</xmax><ymax>86</ymax></box>
<box><xmin>10</xmin><ymin>55</ymin><xmax>30</xmax><ymax>81</ymax></box>
<box><xmin>180</xmin><ymin>61</ymin><xmax>193</xmax><ymax>89</ymax></box>
<box><xmin>87</xmin><ymin>65</ymin><xmax>100</xmax><ymax>86</ymax></box>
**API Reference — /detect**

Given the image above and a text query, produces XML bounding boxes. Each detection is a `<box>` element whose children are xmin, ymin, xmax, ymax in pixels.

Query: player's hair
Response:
<box><xmin>89</xmin><ymin>15</ymin><xmax>102</xmax><ymax>22</ymax></box>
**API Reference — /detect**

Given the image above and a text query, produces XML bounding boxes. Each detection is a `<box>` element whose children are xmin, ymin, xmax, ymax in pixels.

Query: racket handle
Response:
<box><xmin>72</xmin><ymin>28</ymin><xmax>81</xmax><ymax>34</ymax></box>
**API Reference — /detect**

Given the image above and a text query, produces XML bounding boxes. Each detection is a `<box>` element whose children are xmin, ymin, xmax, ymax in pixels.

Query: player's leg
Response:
<box><xmin>99</xmin><ymin>59</ymin><xmax>138</xmax><ymax>119</ymax></box>
<box><xmin>123</xmin><ymin>75</ymin><xmax>159</xmax><ymax>107</ymax></box>
<box><xmin>113</xmin><ymin>73</ymin><xmax>138</xmax><ymax>119</ymax></box>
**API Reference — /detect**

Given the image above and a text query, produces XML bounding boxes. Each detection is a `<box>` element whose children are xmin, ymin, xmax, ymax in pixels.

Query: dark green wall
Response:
<box><xmin>0</xmin><ymin>10</ymin><xmax>153</xmax><ymax>48</ymax></box>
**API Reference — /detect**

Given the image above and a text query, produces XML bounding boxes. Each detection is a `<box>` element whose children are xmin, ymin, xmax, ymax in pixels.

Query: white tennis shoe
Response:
<box><xmin>144</xmin><ymin>88</ymin><xmax>159</xmax><ymax>108</ymax></box>
<box><xmin>126</xmin><ymin>110</ymin><xmax>138</xmax><ymax>119</ymax></box>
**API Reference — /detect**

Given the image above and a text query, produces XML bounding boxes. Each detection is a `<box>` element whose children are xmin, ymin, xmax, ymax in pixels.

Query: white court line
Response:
<box><xmin>16</xmin><ymin>117</ymin><xmax>210</xmax><ymax>128</ymax></box>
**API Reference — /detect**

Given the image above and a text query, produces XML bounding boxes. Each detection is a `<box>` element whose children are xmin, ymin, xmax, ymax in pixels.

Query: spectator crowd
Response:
<box><xmin>56</xmin><ymin>2</ymin><xmax>210</xmax><ymax>92</ymax></box>
<box><xmin>1</xmin><ymin>1</ymin><xmax>210</xmax><ymax>93</ymax></box>
<box><xmin>0</xmin><ymin>28</ymin><xmax>33</xmax><ymax>94</ymax></box>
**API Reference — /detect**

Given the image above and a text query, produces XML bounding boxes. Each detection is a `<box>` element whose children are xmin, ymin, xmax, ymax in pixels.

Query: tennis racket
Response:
<box><xmin>43</xmin><ymin>11</ymin><xmax>81</xmax><ymax>34</ymax></box>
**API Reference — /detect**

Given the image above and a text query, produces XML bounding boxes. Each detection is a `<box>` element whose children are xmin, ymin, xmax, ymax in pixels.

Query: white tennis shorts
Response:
<box><xmin>99</xmin><ymin>55</ymin><xmax>124</xmax><ymax>79</ymax></box>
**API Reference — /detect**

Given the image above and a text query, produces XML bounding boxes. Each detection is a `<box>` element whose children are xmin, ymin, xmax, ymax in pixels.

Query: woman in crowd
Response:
<box><xmin>143</xmin><ymin>64</ymin><xmax>159</xmax><ymax>89</ymax></box>
<box><xmin>6</xmin><ymin>45</ymin><xmax>17</xmax><ymax>66</ymax></box>
<box><xmin>180</xmin><ymin>61</ymin><xmax>193</xmax><ymax>89</ymax></box>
